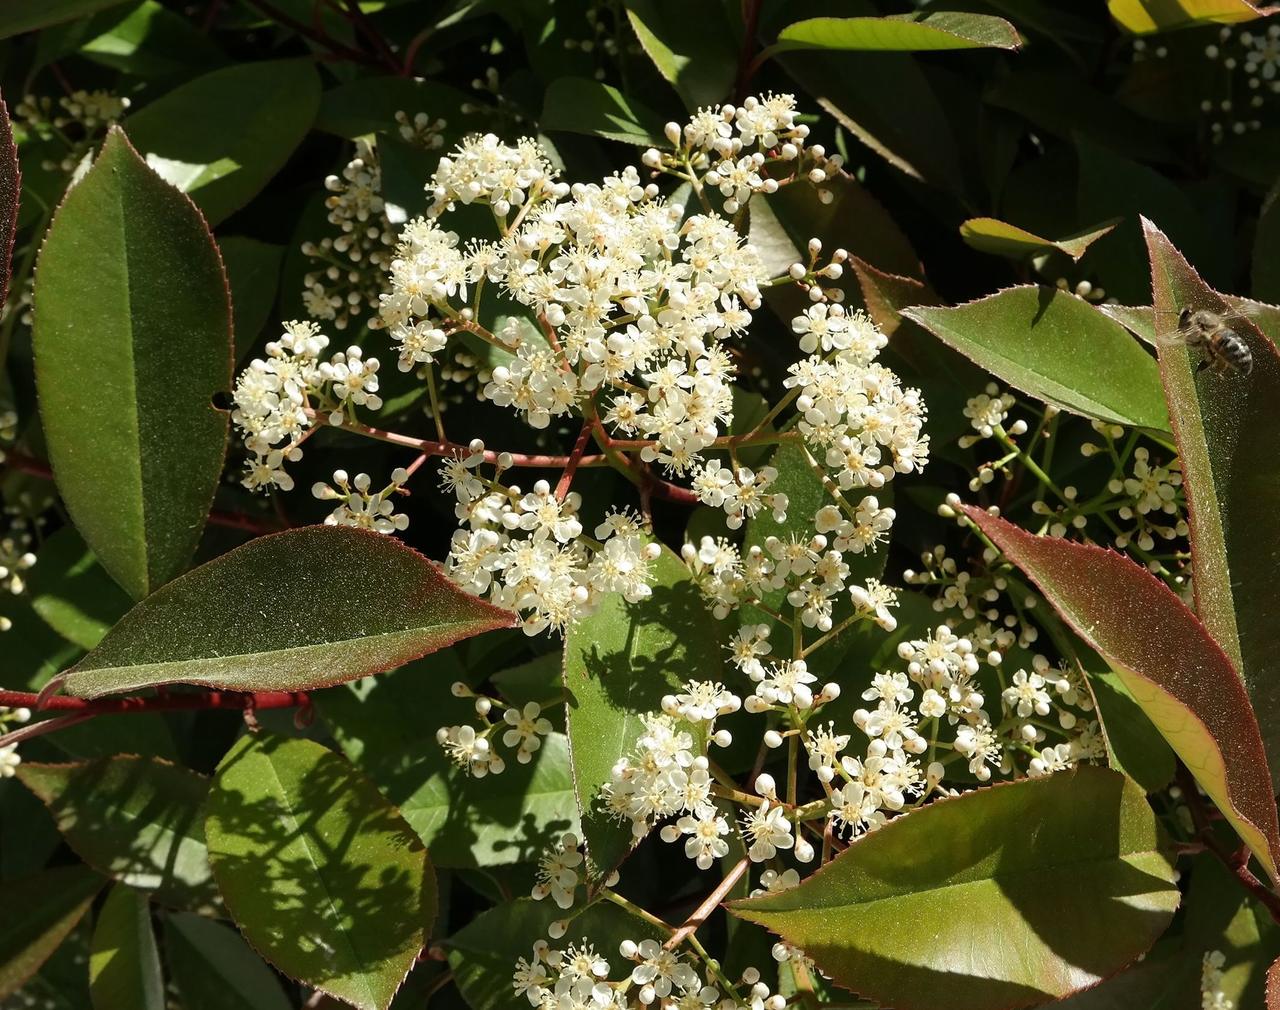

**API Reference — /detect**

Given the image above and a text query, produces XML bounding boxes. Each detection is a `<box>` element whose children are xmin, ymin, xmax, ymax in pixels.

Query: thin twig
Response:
<box><xmin>664</xmin><ymin>857</ymin><xmax>749</xmax><ymax>950</ymax></box>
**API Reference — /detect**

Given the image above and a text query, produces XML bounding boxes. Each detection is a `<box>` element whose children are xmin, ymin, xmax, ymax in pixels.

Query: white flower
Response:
<box><xmin>532</xmin><ymin>833</ymin><xmax>584</xmax><ymax>909</ymax></box>
<box><xmin>1002</xmin><ymin>669</ymin><xmax>1052</xmax><ymax>719</ymax></box>
<box><xmin>312</xmin><ymin>468</ymin><xmax>409</xmax><ymax>534</ymax></box>
<box><xmin>502</xmin><ymin>702</ymin><xmax>553</xmax><ymax>760</ymax></box>
<box><xmin>666</xmin><ymin>804</ymin><xmax>730</xmax><ymax>869</ymax></box>
<box><xmin>740</xmin><ymin>800</ymin><xmax>793</xmax><ymax>861</ymax></box>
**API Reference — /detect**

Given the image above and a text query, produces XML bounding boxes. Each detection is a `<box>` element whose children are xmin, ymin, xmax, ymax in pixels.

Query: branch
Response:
<box><xmin>0</xmin><ymin>688</ymin><xmax>309</xmax><ymax>714</ymax></box>
<box><xmin>664</xmin><ymin>857</ymin><xmax>749</xmax><ymax>950</ymax></box>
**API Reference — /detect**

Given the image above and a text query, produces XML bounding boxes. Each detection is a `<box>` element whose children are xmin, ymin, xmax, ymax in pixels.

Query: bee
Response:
<box><xmin>1165</xmin><ymin>307</ymin><xmax>1253</xmax><ymax>377</ymax></box>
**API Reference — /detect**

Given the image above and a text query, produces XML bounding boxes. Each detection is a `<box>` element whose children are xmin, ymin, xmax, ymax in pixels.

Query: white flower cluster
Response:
<box><xmin>443</xmin><ymin>447</ymin><xmax>661</xmax><ymax>634</ymax></box>
<box><xmin>0</xmin><ymin>522</ymin><xmax>36</xmax><ymax>599</ymax></box>
<box><xmin>603</xmin><ymin>689</ymin><xmax>738</xmax><ymax>869</ymax></box>
<box><xmin>513</xmin><ymin>936</ymin><xmax>779</xmax><ymax>1010</ymax></box>
<box><xmin>231</xmin><ymin>321</ymin><xmax>383</xmax><ymax>492</ymax></box>
<box><xmin>438</xmin><ymin>684</ymin><xmax>554</xmax><ymax>777</ymax></box>
<box><xmin>311</xmin><ymin>468</ymin><xmax>409</xmax><ymax>533</ymax></box>
<box><xmin>302</xmin><ymin>139</ymin><xmax>395</xmax><ymax>330</ymax></box>
<box><xmin>301</xmin><ymin>114</ymin><xmax>448</xmax><ymax>330</ymax></box>
<box><xmin>14</xmin><ymin>90</ymin><xmax>130</xmax><ymax>172</ymax></box>
<box><xmin>959</xmin><ymin>383</ymin><xmax>1016</xmax><ymax>446</ymax></box>
<box><xmin>682</xmin><ymin>499</ymin><xmax>900</xmax><ymax>628</ymax></box>
<box><xmin>647</xmin><ymin>93</ymin><xmax>844</xmax><ymax>213</ymax></box>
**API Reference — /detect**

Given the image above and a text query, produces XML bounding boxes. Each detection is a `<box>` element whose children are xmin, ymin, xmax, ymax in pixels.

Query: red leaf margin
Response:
<box><xmin>963</xmin><ymin>505</ymin><xmax>1280</xmax><ymax>884</ymax></box>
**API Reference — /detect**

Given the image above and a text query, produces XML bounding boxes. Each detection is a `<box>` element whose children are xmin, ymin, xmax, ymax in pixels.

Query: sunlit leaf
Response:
<box><xmin>32</xmin><ymin>127</ymin><xmax>231</xmax><ymax>600</ymax></box>
<box><xmin>0</xmin><ymin>0</ymin><xmax>126</xmax><ymax>38</ymax></box>
<box><xmin>0</xmin><ymin>89</ymin><xmax>18</xmax><ymax>310</ymax></box>
<box><xmin>959</xmin><ymin>216</ymin><xmax>1120</xmax><ymax>262</ymax></box>
<box><xmin>124</xmin><ymin>60</ymin><xmax>320</xmax><ymax>226</ymax></box>
<box><xmin>205</xmin><ymin>734</ymin><xmax>436</xmax><ymax>1010</ymax></box>
<box><xmin>731</xmin><ymin>768</ymin><xmax>1177</xmax><ymax>1010</ymax></box>
<box><xmin>88</xmin><ymin>886</ymin><xmax>164</xmax><ymax>1010</ymax></box>
<box><xmin>623</xmin><ymin>0</ymin><xmax>737</xmax><ymax>109</ymax></box>
<box><xmin>903</xmin><ymin>286</ymin><xmax>1170</xmax><ymax>431</ymax></box>
<box><xmin>1143</xmin><ymin>218</ymin><xmax>1280</xmax><ymax>787</ymax></box>
<box><xmin>58</xmin><ymin>526</ymin><xmax>515</xmax><ymax>698</ymax></box>
<box><xmin>27</xmin><ymin>527</ymin><xmax>132</xmax><ymax>650</ymax></box>
<box><xmin>965</xmin><ymin>506</ymin><xmax>1280</xmax><ymax>883</ymax></box>
<box><xmin>540</xmin><ymin>78</ymin><xmax>666</xmax><ymax>147</ymax></box>
<box><xmin>769</xmin><ymin>13</ymin><xmax>1020</xmax><ymax>54</ymax></box>
<box><xmin>1108</xmin><ymin>0</ymin><xmax>1275</xmax><ymax>34</ymax></box>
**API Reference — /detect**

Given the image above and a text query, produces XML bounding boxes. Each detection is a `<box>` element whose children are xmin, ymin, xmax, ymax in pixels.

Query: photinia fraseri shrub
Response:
<box><xmin>1</xmin><ymin>3</ymin><xmax>1280</xmax><ymax>1010</ymax></box>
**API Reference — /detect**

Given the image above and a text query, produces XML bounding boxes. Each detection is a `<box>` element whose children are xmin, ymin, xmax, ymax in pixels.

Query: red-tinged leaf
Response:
<box><xmin>1268</xmin><ymin>954</ymin><xmax>1280</xmax><ymax>1009</ymax></box>
<box><xmin>57</xmin><ymin>526</ymin><xmax>515</xmax><ymax>699</ymax></box>
<box><xmin>1143</xmin><ymin>219</ymin><xmax>1280</xmax><ymax>787</ymax></box>
<box><xmin>847</xmin><ymin>256</ymin><xmax>939</xmax><ymax>335</ymax></box>
<box><xmin>0</xmin><ymin>90</ymin><xmax>19</xmax><ymax>308</ymax></box>
<box><xmin>964</xmin><ymin>505</ymin><xmax>1280</xmax><ymax>883</ymax></box>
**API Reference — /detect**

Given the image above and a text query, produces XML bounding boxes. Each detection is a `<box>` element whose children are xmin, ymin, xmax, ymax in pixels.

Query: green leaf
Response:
<box><xmin>204</xmin><ymin>734</ymin><xmax>436</xmax><ymax>1010</ymax></box>
<box><xmin>0</xmin><ymin>0</ymin><xmax>127</xmax><ymax>39</ymax></box>
<box><xmin>124</xmin><ymin>59</ymin><xmax>320</xmax><ymax>226</ymax></box>
<box><xmin>730</xmin><ymin>767</ymin><xmax>1178</xmax><ymax>1010</ymax></box>
<box><xmin>2</xmin><ymin>921</ymin><xmax>91</xmax><ymax>1010</ymax></box>
<box><xmin>32</xmin><ymin>127</ymin><xmax>232</xmax><ymax>601</ymax></box>
<box><xmin>563</xmin><ymin>543</ymin><xmax>722</xmax><ymax>876</ymax></box>
<box><xmin>27</xmin><ymin>527</ymin><xmax>133</xmax><ymax>650</ymax></box>
<box><xmin>623</xmin><ymin>0</ymin><xmax>737</xmax><ymax>110</ymax></box>
<box><xmin>320</xmin><ymin>657</ymin><xmax>581</xmax><ymax>868</ymax></box>
<box><xmin>88</xmin><ymin>886</ymin><xmax>164</xmax><ymax>1010</ymax></box>
<box><xmin>78</xmin><ymin>1</ymin><xmax>224</xmax><ymax>78</ymax></box>
<box><xmin>0</xmin><ymin>865</ymin><xmax>103</xmax><ymax>999</ymax></box>
<box><xmin>0</xmin><ymin>89</ymin><xmax>19</xmax><ymax>310</ymax></box>
<box><xmin>959</xmin><ymin>217</ymin><xmax>1120</xmax><ymax>262</ymax></box>
<box><xmin>57</xmin><ymin>525</ymin><xmax>514</xmax><ymax>698</ymax></box>
<box><xmin>1253</xmin><ymin>181</ymin><xmax>1280</xmax><ymax>304</ymax></box>
<box><xmin>965</xmin><ymin>506</ymin><xmax>1280</xmax><ymax>884</ymax></box>
<box><xmin>449</xmin><ymin>898</ymin><xmax>664</xmax><ymax>1010</ymax></box>
<box><xmin>164</xmin><ymin>911</ymin><xmax>292</xmax><ymax>1010</ymax></box>
<box><xmin>1091</xmin><ymin>672</ymin><xmax>1176</xmax><ymax>793</ymax></box>
<box><xmin>770</xmin><ymin>13</ymin><xmax>1021</xmax><ymax>54</ymax></box>
<box><xmin>17</xmin><ymin>756</ymin><xmax>218</xmax><ymax>913</ymax></box>
<box><xmin>218</xmin><ymin>236</ymin><xmax>284</xmax><ymax>361</ymax></box>
<box><xmin>540</xmin><ymin>78</ymin><xmax>666</xmax><ymax>147</ymax></box>
<box><xmin>1144</xmin><ymin>220</ymin><xmax>1280</xmax><ymax>790</ymax></box>
<box><xmin>315</xmin><ymin>76</ymin><xmax>468</xmax><ymax>140</ymax></box>
<box><xmin>903</xmin><ymin>286</ymin><xmax>1170</xmax><ymax>431</ymax></box>
<box><xmin>1108</xmin><ymin>0</ymin><xmax>1272</xmax><ymax>33</ymax></box>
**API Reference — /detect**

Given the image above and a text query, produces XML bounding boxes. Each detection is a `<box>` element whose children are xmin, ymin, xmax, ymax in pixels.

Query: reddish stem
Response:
<box><xmin>554</xmin><ymin>422</ymin><xmax>594</xmax><ymax>502</ymax></box>
<box><xmin>664</xmin><ymin>857</ymin><xmax>749</xmax><ymax>950</ymax></box>
<box><xmin>0</xmin><ymin>688</ymin><xmax>309</xmax><ymax>714</ymax></box>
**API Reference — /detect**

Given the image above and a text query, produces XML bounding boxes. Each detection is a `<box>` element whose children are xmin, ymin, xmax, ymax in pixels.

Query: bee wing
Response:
<box><xmin>1151</xmin><ymin>305</ymin><xmax>1189</xmax><ymax>346</ymax></box>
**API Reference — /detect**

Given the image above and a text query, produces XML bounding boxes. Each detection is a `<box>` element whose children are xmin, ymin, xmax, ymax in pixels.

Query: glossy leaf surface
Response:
<box><xmin>904</xmin><ymin>286</ymin><xmax>1169</xmax><ymax>431</ymax></box>
<box><xmin>124</xmin><ymin>60</ymin><xmax>320</xmax><ymax>226</ymax></box>
<box><xmin>32</xmin><ymin>128</ymin><xmax>232</xmax><ymax>600</ymax></box>
<box><xmin>731</xmin><ymin>768</ymin><xmax>1177</xmax><ymax>1010</ymax></box>
<box><xmin>60</xmin><ymin>526</ymin><xmax>514</xmax><ymax>698</ymax></box>
<box><xmin>771</xmin><ymin>13</ymin><xmax>1020</xmax><ymax>53</ymax></box>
